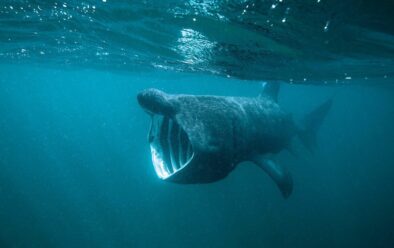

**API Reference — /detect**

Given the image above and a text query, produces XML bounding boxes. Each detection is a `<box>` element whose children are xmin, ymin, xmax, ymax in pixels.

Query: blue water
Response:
<box><xmin>1</xmin><ymin>64</ymin><xmax>394</xmax><ymax>247</ymax></box>
<box><xmin>1</xmin><ymin>1</ymin><xmax>394</xmax><ymax>247</ymax></box>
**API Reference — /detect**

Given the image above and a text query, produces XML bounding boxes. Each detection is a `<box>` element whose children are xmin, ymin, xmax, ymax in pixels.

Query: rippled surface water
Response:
<box><xmin>1</xmin><ymin>0</ymin><xmax>393</xmax><ymax>84</ymax></box>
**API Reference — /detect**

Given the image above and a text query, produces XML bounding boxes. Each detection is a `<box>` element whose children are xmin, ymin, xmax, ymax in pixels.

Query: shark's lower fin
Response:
<box><xmin>251</xmin><ymin>155</ymin><xmax>293</xmax><ymax>198</ymax></box>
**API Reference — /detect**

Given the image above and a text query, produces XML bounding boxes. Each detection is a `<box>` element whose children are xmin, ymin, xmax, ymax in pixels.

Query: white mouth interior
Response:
<box><xmin>149</xmin><ymin>115</ymin><xmax>194</xmax><ymax>179</ymax></box>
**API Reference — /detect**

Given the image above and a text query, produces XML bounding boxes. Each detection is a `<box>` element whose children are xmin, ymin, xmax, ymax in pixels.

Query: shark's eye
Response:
<box><xmin>149</xmin><ymin>115</ymin><xmax>194</xmax><ymax>179</ymax></box>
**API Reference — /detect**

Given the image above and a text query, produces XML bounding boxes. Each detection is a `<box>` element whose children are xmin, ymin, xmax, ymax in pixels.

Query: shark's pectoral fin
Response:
<box><xmin>251</xmin><ymin>155</ymin><xmax>293</xmax><ymax>198</ymax></box>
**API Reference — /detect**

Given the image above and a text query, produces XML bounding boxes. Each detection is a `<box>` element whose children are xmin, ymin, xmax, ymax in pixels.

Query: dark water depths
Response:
<box><xmin>0</xmin><ymin>0</ymin><xmax>393</xmax><ymax>83</ymax></box>
<box><xmin>1</xmin><ymin>1</ymin><xmax>394</xmax><ymax>247</ymax></box>
<box><xmin>1</xmin><ymin>64</ymin><xmax>394</xmax><ymax>247</ymax></box>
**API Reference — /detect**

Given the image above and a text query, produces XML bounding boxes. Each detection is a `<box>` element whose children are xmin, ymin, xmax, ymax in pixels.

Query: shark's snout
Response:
<box><xmin>137</xmin><ymin>88</ymin><xmax>176</xmax><ymax>116</ymax></box>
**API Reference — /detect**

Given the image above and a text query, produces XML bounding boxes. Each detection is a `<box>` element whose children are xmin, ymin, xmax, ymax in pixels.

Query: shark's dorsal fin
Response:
<box><xmin>259</xmin><ymin>82</ymin><xmax>280</xmax><ymax>102</ymax></box>
<box><xmin>251</xmin><ymin>155</ymin><xmax>293</xmax><ymax>198</ymax></box>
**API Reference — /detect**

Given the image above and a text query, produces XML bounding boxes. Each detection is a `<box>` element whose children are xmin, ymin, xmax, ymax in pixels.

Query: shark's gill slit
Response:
<box><xmin>168</xmin><ymin>119</ymin><xmax>179</xmax><ymax>171</ymax></box>
<box><xmin>178</xmin><ymin>128</ymin><xmax>185</xmax><ymax>166</ymax></box>
<box><xmin>187</xmin><ymin>139</ymin><xmax>192</xmax><ymax>160</ymax></box>
<box><xmin>149</xmin><ymin>115</ymin><xmax>194</xmax><ymax>179</ymax></box>
<box><xmin>161</xmin><ymin>116</ymin><xmax>173</xmax><ymax>174</ymax></box>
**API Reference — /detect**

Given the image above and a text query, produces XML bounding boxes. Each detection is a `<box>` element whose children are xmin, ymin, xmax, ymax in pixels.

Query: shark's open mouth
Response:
<box><xmin>149</xmin><ymin>115</ymin><xmax>194</xmax><ymax>179</ymax></box>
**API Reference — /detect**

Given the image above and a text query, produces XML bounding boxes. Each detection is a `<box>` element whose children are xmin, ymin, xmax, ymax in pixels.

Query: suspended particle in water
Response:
<box><xmin>324</xmin><ymin>21</ymin><xmax>330</xmax><ymax>32</ymax></box>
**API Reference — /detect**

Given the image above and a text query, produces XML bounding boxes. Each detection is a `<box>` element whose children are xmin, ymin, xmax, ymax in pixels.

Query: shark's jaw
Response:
<box><xmin>149</xmin><ymin>115</ymin><xmax>194</xmax><ymax>180</ymax></box>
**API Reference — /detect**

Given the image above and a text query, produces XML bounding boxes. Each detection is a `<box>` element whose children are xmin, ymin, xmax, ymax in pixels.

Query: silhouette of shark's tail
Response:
<box><xmin>298</xmin><ymin>99</ymin><xmax>332</xmax><ymax>151</ymax></box>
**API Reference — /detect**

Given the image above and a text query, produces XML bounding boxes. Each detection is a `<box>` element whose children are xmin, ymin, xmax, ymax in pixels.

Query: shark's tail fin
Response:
<box><xmin>298</xmin><ymin>99</ymin><xmax>332</xmax><ymax>151</ymax></box>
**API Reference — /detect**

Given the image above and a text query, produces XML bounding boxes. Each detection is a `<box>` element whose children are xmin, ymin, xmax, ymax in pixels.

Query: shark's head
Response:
<box><xmin>138</xmin><ymin>88</ymin><xmax>239</xmax><ymax>183</ymax></box>
<box><xmin>137</xmin><ymin>88</ymin><xmax>198</xmax><ymax>182</ymax></box>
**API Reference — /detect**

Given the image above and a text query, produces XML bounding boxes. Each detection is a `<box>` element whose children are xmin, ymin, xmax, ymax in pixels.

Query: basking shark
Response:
<box><xmin>137</xmin><ymin>83</ymin><xmax>331</xmax><ymax>198</ymax></box>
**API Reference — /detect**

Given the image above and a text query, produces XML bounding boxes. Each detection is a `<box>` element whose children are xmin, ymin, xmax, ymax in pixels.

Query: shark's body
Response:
<box><xmin>137</xmin><ymin>84</ymin><xmax>331</xmax><ymax>198</ymax></box>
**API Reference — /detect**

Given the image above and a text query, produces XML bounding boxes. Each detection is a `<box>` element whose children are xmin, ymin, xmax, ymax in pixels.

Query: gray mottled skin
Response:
<box><xmin>137</xmin><ymin>86</ymin><xmax>331</xmax><ymax>198</ymax></box>
<box><xmin>174</xmin><ymin>95</ymin><xmax>295</xmax><ymax>174</ymax></box>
